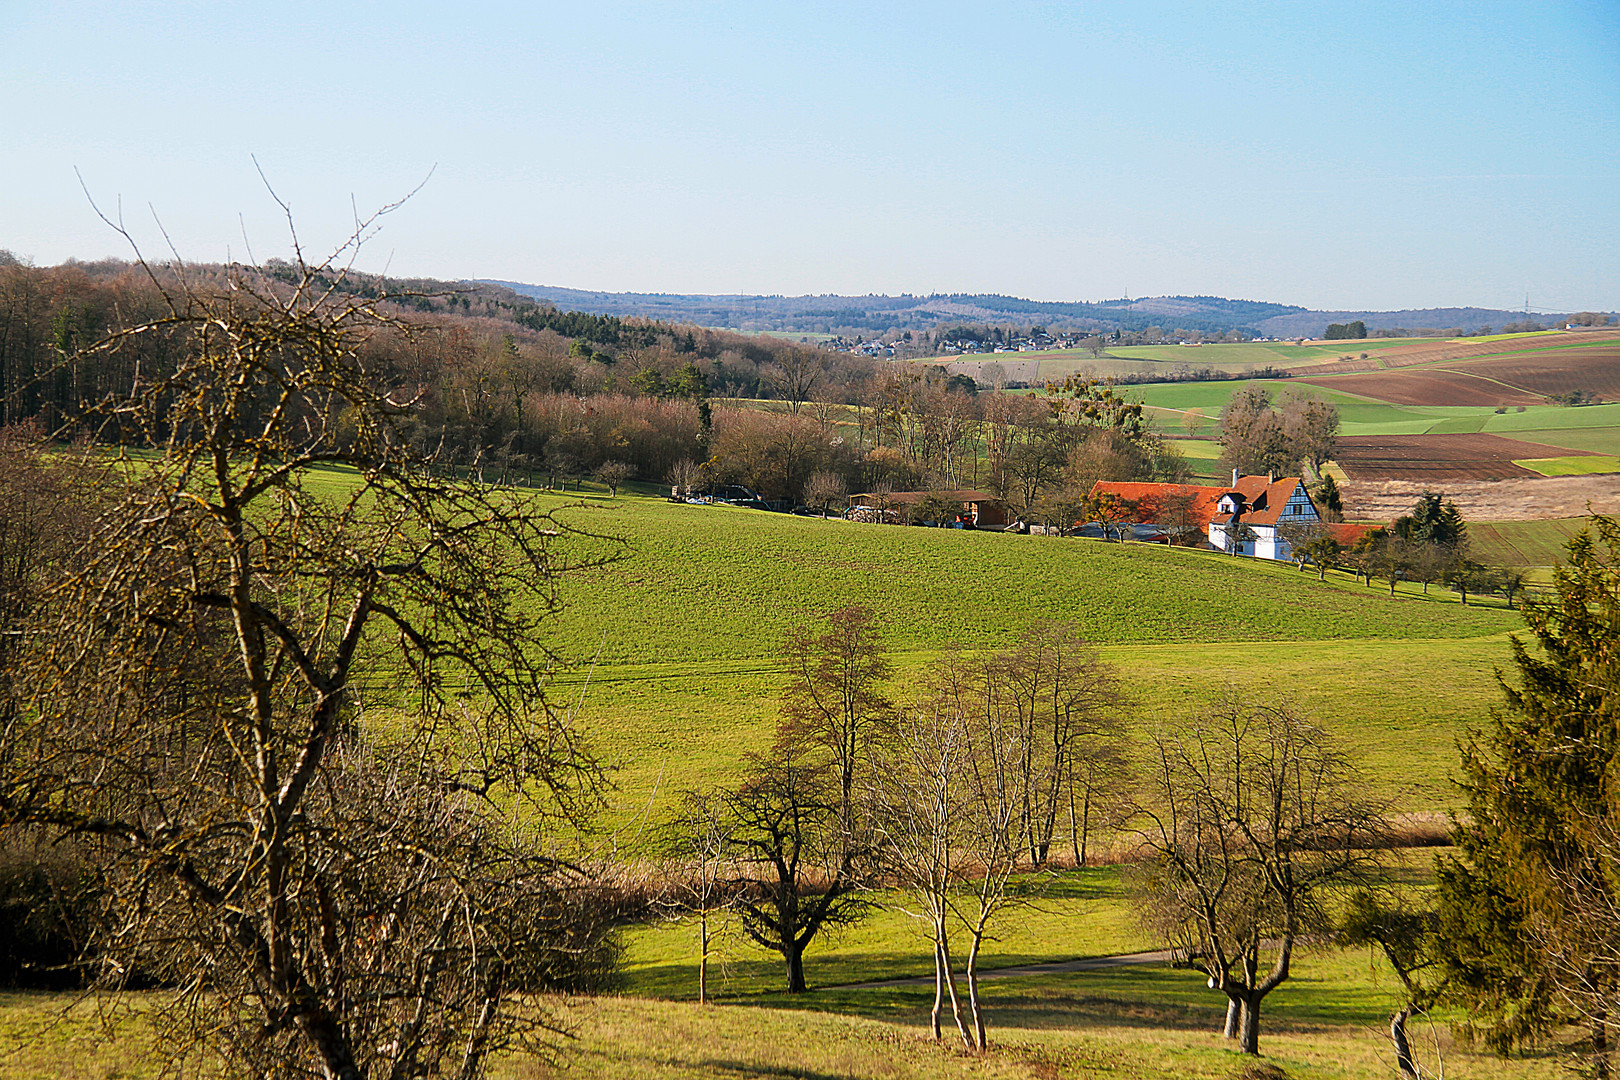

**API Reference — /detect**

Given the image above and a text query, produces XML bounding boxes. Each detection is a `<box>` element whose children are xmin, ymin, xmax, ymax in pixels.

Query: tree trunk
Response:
<box><xmin>930</xmin><ymin>940</ymin><xmax>944</xmax><ymax>1040</ymax></box>
<box><xmin>1391</xmin><ymin>1006</ymin><xmax>1416</xmax><ymax>1078</ymax></box>
<box><xmin>699</xmin><ymin>911</ymin><xmax>709</xmax><ymax>1005</ymax></box>
<box><xmin>785</xmin><ymin>945</ymin><xmax>806</xmax><ymax>993</ymax></box>
<box><xmin>1223</xmin><ymin>995</ymin><xmax>1241</xmax><ymax>1040</ymax></box>
<box><xmin>939</xmin><ymin>932</ymin><xmax>972</xmax><ymax>1048</ymax></box>
<box><xmin>966</xmin><ymin>936</ymin><xmax>987</xmax><ymax>1050</ymax></box>
<box><xmin>1595</xmin><ymin>1010</ymin><xmax>1611</xmax><ymax>1080</ymax></box>
<box><xmin>1238</xmin><ymin>994</ymin><xmax>1262</xmax><ymax>1055</ymax></box>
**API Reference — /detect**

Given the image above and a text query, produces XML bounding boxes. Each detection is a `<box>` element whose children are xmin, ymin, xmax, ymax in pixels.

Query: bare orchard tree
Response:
<box><xmin>802</xmin><ymin>469</ymin><xmax>848</xmax><ymax>518</ymax></box>
<box><xmin>658</xmin><ymin>790</ymin><xmax>738</xmax><ymax>1005</ymax></box>
<box><xmin>987</xmin><ymin>623</ymin><xmax>1127</xmax><ymax>867</ymax></box>
<box><xmin>866</xmin><ymin>699</ymin><xmax>974</xmax><ymax>1045</ymax></box>
<box><xmin>0</xmin><ymin>231</ymin><xmax>613</xmax><ymax>1080</ymax></box>
<box><xmin>593</xmin><ymin>459</ymin><xmax>634</xmax><ymax>497</ymax></box>
<box><xmin>1131</xmin><ymin>701</ymin><xmax>1390</xmax><ymax>1055</ymax></box>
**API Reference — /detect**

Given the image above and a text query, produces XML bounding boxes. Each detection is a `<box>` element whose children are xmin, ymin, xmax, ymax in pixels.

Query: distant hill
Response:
<box><xmin>1257</xmin><ymin>307</ymin><xmax>1572</xmax><ymax>338</ymax></box>
<box><xmin>476</xmin><ymin>280</ymin><xmax>1588</xmax><ymax>339</ymax></box>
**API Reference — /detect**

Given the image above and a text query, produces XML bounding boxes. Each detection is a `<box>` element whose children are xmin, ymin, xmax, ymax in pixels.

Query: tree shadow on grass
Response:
<box><xmin>746</xmin><ymin>965</ymin><xmax>1234</xmax><ymax>1035</ymax></box>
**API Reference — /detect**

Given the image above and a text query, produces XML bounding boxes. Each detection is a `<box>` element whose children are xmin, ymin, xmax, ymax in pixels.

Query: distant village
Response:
<box><xmin>819</xmin><ymin>326</ymin><xmax>1278</xmax><ymax>359</ymax></box>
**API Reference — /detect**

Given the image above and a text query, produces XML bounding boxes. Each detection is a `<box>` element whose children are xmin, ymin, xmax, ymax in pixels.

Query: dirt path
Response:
<box><xmin>827</xmin><ymin>949</ymin><xmax>1179</xmax><ymax>990</ymax></box>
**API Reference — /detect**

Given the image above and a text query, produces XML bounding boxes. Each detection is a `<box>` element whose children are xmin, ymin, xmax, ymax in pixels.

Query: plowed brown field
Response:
<box><xmin>1334</xmin><ymin>433</ymin><xmax>1594</xmax><ymax>481</ymax></box>
<box><xmin>1298</xmin><ymin>346</ymin><xmax>1620</xmax><ymax>406</ymax></box>
<box><xmin>1302</xmin><ymin>370</ymin><xmax>1540</xmax><ymax>406</ymax></box>
<box><xmin>1292</xmin><ymin>329</ymin><xmax>1620</xmax><ymax>376</ymax></box>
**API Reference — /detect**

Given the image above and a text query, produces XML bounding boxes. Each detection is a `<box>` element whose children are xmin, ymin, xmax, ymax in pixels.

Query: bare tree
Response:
<box><xmin>0</xmin><ymin>230</ymin><xmax>612</xmax><ymax>1079</ymax></box>
<box><xmin>779</xmin><ymin>605</ymin><xmax>894</xmax><ymax>824</ymax></box>
<box><xmin>768</xmin><ymin>347</ymin><xmax>823</xmax><ymax>413</ymax></box>
<box><xmin>723</xmin><ymin>746</ymin><xmax>866</xmax><ymax>993</ymax></box>
<box><xmin>593</xmin><ymin>459</ymin><xmax>634</xmax><ymax>497</ymax></box>
<box><xmin>867</xmin><ymin>699</ymin><xmax>973</xmax><ymax>1045</ymax></box>
<box><xmin>990</xmin><ymin>623</ymin><xmax>1127</xmax><ymax>866</ymax></box>
<box><xmin>1132</xmin><ymin>701</ymin><xmax>1390</xmax><ymax>1055</ymax></box>
<box><xmin>724</xmin><ymin>606</ymin><xmax>893</xmax><ymax>993</ymax></box>
<box><xmin>803</xmin><ymin>469</ymin><xmax>848</xmax><ymax>518</ymax></box>
<box><xmin>659</xmin><ymin>790</ymin><xmax>737</xmax><ymax>1004</ymax></box>
<box><xmin>667</xmin><ymin>457</ymin><xmax>703</xmax><ymax>499</ymax></box>
<box><xmin>871</xmin><ymin>656</ymin><xmax>1042</xmax><ymax>1052</ymax></box>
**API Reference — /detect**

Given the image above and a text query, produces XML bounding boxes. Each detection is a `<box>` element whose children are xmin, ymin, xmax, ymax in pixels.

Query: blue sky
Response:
<box><xmin>3</xmin><ymin>0</ymin><xmax>1616</xmax><ymax>311</ymax></box>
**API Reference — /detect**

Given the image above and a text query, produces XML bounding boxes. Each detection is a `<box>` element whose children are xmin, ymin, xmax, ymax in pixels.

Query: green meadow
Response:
<box><xmin>1136</xmin><ymin>384</ymin><xmax>1620</xmax><ymax>454</ymax></box>
<box><xmin>0</xmin><ymin>483</ymin><xmax>1582</xmax><ymax>1080</ymax></box>
<box><xmin>464</xmin><ymin>492</ymin><xmax>1527</xmax><ymax>831</ymax></box>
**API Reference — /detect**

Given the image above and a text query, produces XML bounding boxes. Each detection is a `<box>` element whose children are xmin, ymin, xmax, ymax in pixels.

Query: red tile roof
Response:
<box><xmin>1088</xmin><ymin>482</ymin><xmax>1226</xmax><ymax>528</ymax></box>
<box><xmin>1209</xmin><ymin>476</ymin><xmax>1309</xmax><ymax>527</ymax></box>
<box><xmin>1324</xmin><ymin>522</ymin><xmax>1376</xmax><ymax>546</ymax></box>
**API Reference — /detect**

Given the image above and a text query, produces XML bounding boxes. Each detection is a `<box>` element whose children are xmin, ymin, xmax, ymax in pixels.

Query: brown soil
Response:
<box><xmin>1290</xmin><ymin>328</ymin><xmax>1620</xmax><ymax>378</ymax></box>
<box><xmin>1334</xmin><ymin>433</ymin><xmax>1591</xmax><ymax>481</ymax></box>
<box><xmin>1298</xmin><ymin>346</ymin><xmax>1620</xmax><ymax>406</ymax></box>
<box><xmin>1343</xmin><ymin>474</ymin><xmax>1620</xmax><ymax>523</ymax></box>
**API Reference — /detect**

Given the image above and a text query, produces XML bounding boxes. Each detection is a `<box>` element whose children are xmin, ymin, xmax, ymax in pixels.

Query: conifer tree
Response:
<box><xmin>1436</xmin><ymin>515</ymin><xmax>1620</xmax><ymax>1075</ymax></box>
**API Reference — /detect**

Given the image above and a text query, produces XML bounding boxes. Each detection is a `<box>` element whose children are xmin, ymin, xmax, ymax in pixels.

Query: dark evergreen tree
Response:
<box><xmin>1313</xmin><ymin>475</ymin><xmax>1344</xmax><ymax>521</ymax></box>
<box><xmin>1435</xmin><ymin>516</ymin><xmax>1620</xmax><ymax>1075</ymax></box>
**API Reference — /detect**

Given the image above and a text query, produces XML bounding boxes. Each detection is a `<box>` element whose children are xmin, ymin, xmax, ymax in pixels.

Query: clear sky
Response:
<box><xmin>4</xmin><ymin>1</ymin><xmax>1616</xmax><ymax>311</ymax></box>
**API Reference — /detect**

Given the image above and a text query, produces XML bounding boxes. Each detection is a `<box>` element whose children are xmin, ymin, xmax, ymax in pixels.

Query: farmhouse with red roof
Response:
<box><xmin>1207</xmin><ymin>474</ymin><xmax>1321</xmax><ymax>559</ymax></box>
<box><xmin>1089</xmin><ymin>472</ymin><xmax>1345</xmax><ymax>561</ymax></box>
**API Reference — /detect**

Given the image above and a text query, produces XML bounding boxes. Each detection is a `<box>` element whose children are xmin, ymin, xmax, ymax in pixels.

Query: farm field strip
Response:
<box><xmin>1515</xmin><ymin>455</ymin><xmax>1620</xmax><ymax>476</ymax></box>
<box><xmin>1468</xmin><ymin>518</ymin><xmax>1589</xmax><ymax>567</ymax></box>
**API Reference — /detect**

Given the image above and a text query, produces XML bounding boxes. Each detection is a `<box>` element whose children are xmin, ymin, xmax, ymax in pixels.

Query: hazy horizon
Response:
<box><xmin>4</xmin><ymin>2</ymin><xmax>1616</xmax><ymax>312</ymax></box>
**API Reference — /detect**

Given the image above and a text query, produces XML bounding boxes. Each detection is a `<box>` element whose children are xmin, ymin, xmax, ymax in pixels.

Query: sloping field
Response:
<box><xmin>1297</xmin><ymin>346</ymin><xmax>1620</xmax><ymax>406</ymax></box>
<box><xmin>1333</xmin><ymin>433</ymin><xmax>1592</xmax><ymax>481</ymax></box>
<box><xmin>1469</xmin><ymin>518</ymin><xmax>1589</xmax><ymax>567</ymax></box>
<box><xmin>1298</xmin><ymin>329</ymin><xmax>1620</xmax><ymax>375</ymax></box>
<box><xmin>543</xmin><ymin>497</ymin><xmax>1514</xmax><ymax>664</ymax></box>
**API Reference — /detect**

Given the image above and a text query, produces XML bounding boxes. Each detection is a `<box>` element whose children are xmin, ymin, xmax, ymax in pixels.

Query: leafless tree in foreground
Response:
<box><xmin>867</xmin><ymin>699</ymin><xmax>973</xmax><ymax>1045</ymax></box>
<box><xmin>0</xmin><ymin>214</ymin><xmax>615</xmax><ymax>1080</ymax></box>
<box><xmin>658</xmin><ymin>789</ymin><xmax>738</xmax><ymax>1004</ymax></box>
<box><xmin>1131</xmin><ymin>701</ymin><xmax>1390</xmax><ymax>1056</ymax></box>
<box><xmin>869</xmin><ymin>650</ymin><xmax>1053</xmax><ymax>1052</ymax></box>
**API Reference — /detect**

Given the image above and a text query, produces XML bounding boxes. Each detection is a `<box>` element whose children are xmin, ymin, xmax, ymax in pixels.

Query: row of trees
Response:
<box><xmin>657</xmin><ymin>607</ymin><xmax>1393</xmax><ymax>1058</ymax></box>
<box><xmin>1288</xmin><ymin>492</ymin><xmax>1532</xmax><ymax>607</ymax></box>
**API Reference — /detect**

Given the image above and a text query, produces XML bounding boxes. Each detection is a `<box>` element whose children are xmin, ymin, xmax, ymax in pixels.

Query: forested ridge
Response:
<box><xmin>0</xmin><ymin>254</ymin><xmax>1198</xmax><ymax>512</ymax></box>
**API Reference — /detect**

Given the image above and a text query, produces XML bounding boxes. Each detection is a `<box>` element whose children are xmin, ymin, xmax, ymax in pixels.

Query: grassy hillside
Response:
<box><xmin>455</xmin><ymin>492</ymin><xmax>1528</xmax><ymax>825</ymax></box>
<box><xmin>542</xmin><ymin>496</ymin><xmax>1514</xmax><ymax>665</ymax></box>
